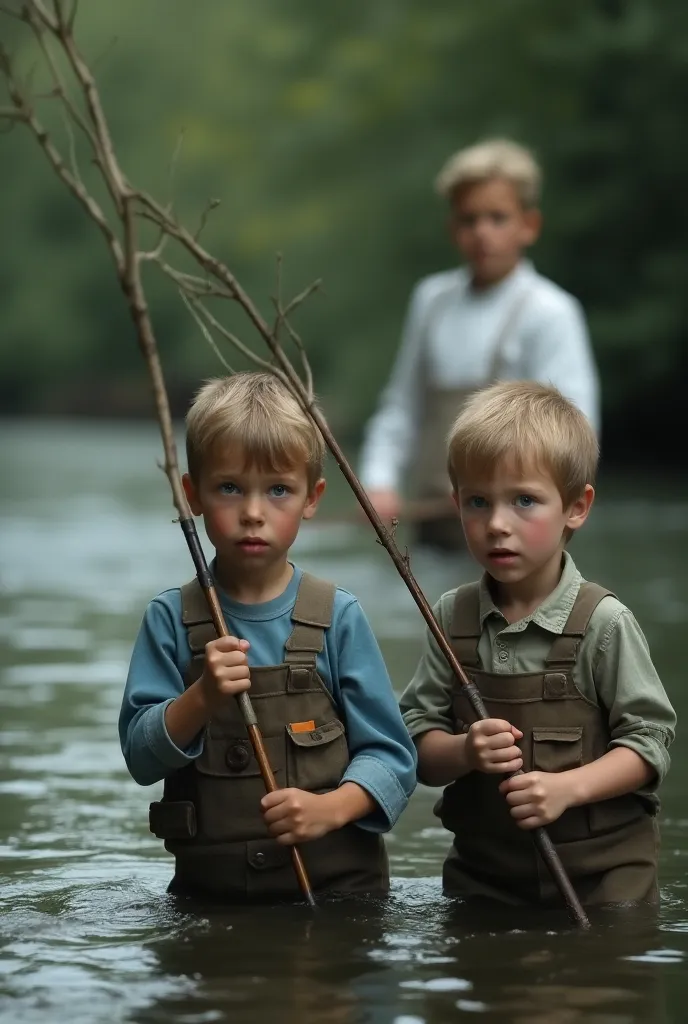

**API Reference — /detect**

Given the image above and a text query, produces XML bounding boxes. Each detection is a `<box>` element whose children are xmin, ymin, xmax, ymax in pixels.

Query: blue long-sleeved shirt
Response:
<box><xmin>119</xmin><ymin>564</ymin><xmax>417</xmax><ymax>832</ymax></box>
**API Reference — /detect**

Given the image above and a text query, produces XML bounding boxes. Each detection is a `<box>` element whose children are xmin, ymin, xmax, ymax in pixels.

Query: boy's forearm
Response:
<box><xmin>415</xmin><ymin>729</ymin><xmax>471</xmax><ymax>787</ymax></box>
<box><xmin>325</xmin><ymin>782</ymin><xmax>376</xmax><ymax>828</ymax></box>
<box><xmin>164</xmin><ymin>681</ymin><xmax>212</xmax><ymax>750</ymax></box>
<box><xmin>565</xmin><ymin>746</ymin><xmax>654</xmax><ymax>808</ymax></box>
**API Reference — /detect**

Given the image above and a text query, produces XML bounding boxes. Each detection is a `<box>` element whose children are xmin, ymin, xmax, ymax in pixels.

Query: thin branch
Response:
<box><xmin>194</xmin><ymin>196</ymin><xmax>220</xmax><ymax>241</ymax></box>
<box><xmin>282</xmin><ymin>278</ymin><xmax>322</xmax><ymax>320</ymax></box>
<box><xmin>157</xmin><ymin>260</ymin><xmax>233</xmax><ymax>299</ymax></box>
<box><xmin>179</xmin><ymin>291</ymin><xmax>235</xmax><ymax>374</ymax></box>
<box><xmin>47</xmin><ymin>1</ymin><xmax>128</xmax><ymax>211</ymax></box>
<box><xmin>0</xmin><ymin>57</ymin><xmax>123</xmax><ymax>272</ymax></box>
<box><xmin>282</xmin><ymin>317</ymin><xmax>313</xmax><ymax>400</ymax></box>
<box><xmin>27</xmin><ymin>8</ymin><xmax>97</xmax><ymax>152</ymax></box>
<box><xmin>272</xmin><ymin>251</ymin><xmax>284</xmax><ymax>340</ymax></box>
<box><xmin>190</xmin><ymin>297</ymin><xmax>282</xmax><ymax>379</ymax></box>
<box><xmin>56</xmin><ymin>0</ymin><xmax>79</xmax><ymax>33</ymax></box>
<box><xmin>25</xmin><ymin>0</ymin><xmax>58</xmax><ymax>32</ymax></box>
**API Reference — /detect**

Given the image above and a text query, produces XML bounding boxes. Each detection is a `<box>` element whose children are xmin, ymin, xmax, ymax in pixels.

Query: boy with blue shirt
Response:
<box><xmin>119</xmin><ymin>371</ymin><xmax>416</xmax><ymax>899</ymax></box>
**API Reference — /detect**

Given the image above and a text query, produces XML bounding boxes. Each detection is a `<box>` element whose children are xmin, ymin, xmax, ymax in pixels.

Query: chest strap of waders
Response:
<box><xmin>284</xmin><ymin>573</ymin><xmax>336</xmax><ymax>691</ymax></box>
<box><xmin>179</xmin><ymin>573</ymin><xmax>336</xmax><ymax>689</ymax></box>
<box><xmin>448</xmin><ymin>581</ymin><xmax>615</xmax><ymax>676</ymax></box>
<box><xmin>544</xmin><ymin>582</ymin><xmax>614</xmax><ymax>670</ymax></box>
<box><xmin>448</xmin><ymin>584</ymin><xmax>482</xmax><ymax>668</ymax></box>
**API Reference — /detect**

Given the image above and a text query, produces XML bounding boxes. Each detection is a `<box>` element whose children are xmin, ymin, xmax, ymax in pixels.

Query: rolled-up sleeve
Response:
<box><xmin>399</xmin><ymin>593</ymin><xmax>457</xmax><ymax>739</ymax></box>
<box><xmin>589</xmin><ymin>605</ymin><xmax>675</xmax><ymax>790</ymax></box>
<box><xmin>118</xmin><ymin>595</ymin><xmax>204</xmax><ymax>786</ymax></box>
<box><xmin>332</xmin><ymin>601</ymin><xmax>417</xmax><ymax>831</ymax></box>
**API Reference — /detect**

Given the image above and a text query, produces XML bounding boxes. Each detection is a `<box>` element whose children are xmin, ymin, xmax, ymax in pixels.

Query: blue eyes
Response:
<box><xmin>217</xmin><ymin>482</ymin><xmax>290</xmax><ymax>498</ymax></box>
<box><xmin>465</xmin><ymin>494</ymin><xmax>537</xmax><ymax>509</ymax></box>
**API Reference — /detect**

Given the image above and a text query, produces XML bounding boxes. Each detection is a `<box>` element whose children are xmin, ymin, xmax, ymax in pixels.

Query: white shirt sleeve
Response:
<box><xmin>522</xmin><ymin>296</ymin><xmax>601</xmax><ymax>434</ymax></box>
<box><xmin>358</xmin><ymin>282</ymin><xmax>429</xmax><ymax>492</ymax></box>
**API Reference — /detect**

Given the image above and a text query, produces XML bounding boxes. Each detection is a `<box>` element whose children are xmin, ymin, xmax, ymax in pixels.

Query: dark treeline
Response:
<box><xmin>1</xmin><ymin>0</ymin><xmax>687</xmax><ymax>459</ymax></box>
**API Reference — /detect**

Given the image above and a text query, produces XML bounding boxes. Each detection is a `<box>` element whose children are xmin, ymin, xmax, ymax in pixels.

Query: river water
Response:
<box><xmin>1</xmin><ymin>420</ymin><xmax>687</xmax><ymax>1023</ymax></box>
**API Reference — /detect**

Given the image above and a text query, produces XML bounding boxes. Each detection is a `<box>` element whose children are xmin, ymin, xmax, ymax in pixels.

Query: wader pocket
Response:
<box><xmin>532</xmin><ymin>727</ymin><xmax>583</xmax><ymax>773</ymax></box>
<box><xmin>286</xmin><ymin>718</ymin><xmax>348</xmax><ymax>791</ymax></box>
<box><xmin>194</xmin><ymin>733</ymin><xmax>286</xmax><ymax>842</ymax></box>
<box><xmin>195</xmin><ymin>732</ymin><xmax>285</xmax><ymax>779</ymax></box>
<box><xmin>149</xmin><ymin>800</ymin><xmax>197</xmax><ymax>839</ymax></box>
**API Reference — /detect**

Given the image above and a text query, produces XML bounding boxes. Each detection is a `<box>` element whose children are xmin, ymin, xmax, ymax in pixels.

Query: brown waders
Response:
<box><xmin>149</xmin><ymin>572</ymin><xmax>389</xmax><ymax>899</ymax></box>
<box><xmin>436</xmin><ymin>582</ymin><xmax>658</xmax><ymax>906</ymax></box>
<box><xmin>411</xmin><ymin>286</ymin><xmax>534</xmax><ymax>552</ymax></box>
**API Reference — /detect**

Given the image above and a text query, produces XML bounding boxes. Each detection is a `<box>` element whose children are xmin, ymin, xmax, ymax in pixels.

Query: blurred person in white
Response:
<box><xmin>359</xmin><ymin>139</ymin><xmax>600</xmax><ymax>551</ymax></box>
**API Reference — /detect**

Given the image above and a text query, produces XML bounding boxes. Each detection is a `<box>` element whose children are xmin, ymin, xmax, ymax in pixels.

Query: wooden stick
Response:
<box><xmin>0</xmin><ymin>3</ymin><xmax>316</xmax><ymax>907</ymax></box>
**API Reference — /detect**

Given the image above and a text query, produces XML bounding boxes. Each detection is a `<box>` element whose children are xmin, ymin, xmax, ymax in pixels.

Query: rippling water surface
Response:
<box><xmin>2</xmin><ymin>421</ymin><xmax>688</xmax><ymax>1023</ymax></box>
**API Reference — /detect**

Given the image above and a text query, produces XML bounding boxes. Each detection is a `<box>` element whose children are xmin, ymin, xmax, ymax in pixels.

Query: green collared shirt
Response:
<box><xmin>400</xmin><ymin>552</ymin><xmax>675</xmax><ymax>806</ymax></box>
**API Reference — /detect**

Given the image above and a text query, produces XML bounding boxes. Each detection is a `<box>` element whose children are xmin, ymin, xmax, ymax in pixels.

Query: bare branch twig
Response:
<box><xmin>179</xmin><ymin>291</ymin><xmax>235</xmax><ymax>374</ymax></box>
<box><xmin>194</xmin><ymin>196</ymin><xmax>220</xmax><ymax>241</ymax></box>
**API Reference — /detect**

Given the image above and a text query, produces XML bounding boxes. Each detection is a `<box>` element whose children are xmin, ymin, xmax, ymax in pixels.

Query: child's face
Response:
<box><xmin>455</xmin><ymin>460</ymin><xmax>593</xmax><ymax>596</ymax></box>
<box><xmin>182</xmin><ymin>447</ymin><xmax>324</xmax><ymax>580</ymax></box>
<box><xmin>450</xmin><ymin>177</ymin><xmax>541</xmax><ymax>287</ymax></box>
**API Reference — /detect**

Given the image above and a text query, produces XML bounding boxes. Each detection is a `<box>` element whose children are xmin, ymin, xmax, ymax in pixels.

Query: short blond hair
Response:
<box><xmin>447</xmin><ymin>381</ymin><xmax>598</xmax><ymax>503</ymax></box>
<box><xmin>186</xmin><ymin>371</ymin><xmax>325</xmax><ymax>488</ymax></box>
<box><xmin>435</xmin><ymin>138</ymin><xmax>541</xmax><ymax>208</ymax></box>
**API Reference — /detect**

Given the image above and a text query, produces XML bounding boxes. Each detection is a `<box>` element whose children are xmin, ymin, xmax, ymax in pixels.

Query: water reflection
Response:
<box><xmin>1</xmin><ymin>422</ymin><xmax>687</xmax><ymax>1023</ymax></box>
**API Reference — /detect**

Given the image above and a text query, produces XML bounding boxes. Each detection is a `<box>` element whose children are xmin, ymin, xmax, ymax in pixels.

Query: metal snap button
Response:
<box><xmin>225</xmin><ymin>740</ymin><xmax>251</xmax><ymax>772</ymax></box>
<box><xmin>311</xmin><ymin>729</ymin><xmax>322</xmax><ymax>741</ymax></box>
<box><xmin>498</xmin><ymin>651</ymin><xmax>508</xmax><ymax>662</ymax></box>
<box><xmin>252</xmin><ymin>851</ymin><xmax>266</xmax><ymax>867</ymax></box>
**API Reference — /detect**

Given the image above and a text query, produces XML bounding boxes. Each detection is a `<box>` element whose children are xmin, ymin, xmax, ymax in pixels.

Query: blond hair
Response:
<box><xmin>186</xmin><ymin>372</ymin><xmax>325</xmax><ymax>488</ymax></box>
<box><xmin>435</xmin><ymin>138</ymin><xmax>541</xmax><ymax>208</ymax></box>
<box><xmin>447</xmin><ymin>381</ymin><xmax>598</xmax><ymax>503</ymax></box>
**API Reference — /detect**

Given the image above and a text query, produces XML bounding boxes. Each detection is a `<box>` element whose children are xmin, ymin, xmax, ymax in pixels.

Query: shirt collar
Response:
<box><xmin>465</xmin><ymin>258</ymin><xmax>534</xmax><ymax>298</ymax></box>
<box><xmin>477</xmin><ymin>550</ymin><xmax>583</xmax><ymax>634</ymax></box>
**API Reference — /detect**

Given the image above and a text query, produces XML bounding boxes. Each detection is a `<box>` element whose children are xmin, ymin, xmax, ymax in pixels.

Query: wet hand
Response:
<box><xmin>200</xmin><ymin>635</ymin><xmax>251</xmax><ymax>707</ymax></box>
<box><xmin>261</xmin><ymin>788</ymin><xmax>337</xmax><ymax>844</ymax></box>
<box><xmin>465</xmin><ymin>718</ymin><xmax>523</xmax><ymax>774</ymax></box>
<box><xmin>499</xmin><ymin>771</ymin><xmax>572</xmax><ymax>829</ymax></box>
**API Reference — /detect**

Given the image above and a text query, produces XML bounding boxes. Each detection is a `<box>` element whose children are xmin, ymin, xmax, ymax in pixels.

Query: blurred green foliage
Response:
<box><xmin>1</xmin><ymin>0</ymin><xmax>687</xmax><ymax>452</ymax></box>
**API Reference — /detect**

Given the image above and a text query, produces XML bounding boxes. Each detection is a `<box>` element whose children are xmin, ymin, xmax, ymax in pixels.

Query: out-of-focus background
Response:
<box><xmin>2</xmin><ymin>0</ymin><xmax>687</xmax><ymax>458</ymax></box>
<box><xmin>3</xmin><ymin>5</ymin><xmax>688</xmax><ymax>1024</ymax></box>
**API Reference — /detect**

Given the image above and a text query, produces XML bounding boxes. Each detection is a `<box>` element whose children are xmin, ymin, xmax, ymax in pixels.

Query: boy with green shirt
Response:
<box><xmin>400</xmin><ymin>381</ymin><xmax>675</xmax><ymax>906</ymax></box>
<box><xmin>120</xmin><ymin>371</ymin><xmax>416</xmax><ymax>900</ymax></box>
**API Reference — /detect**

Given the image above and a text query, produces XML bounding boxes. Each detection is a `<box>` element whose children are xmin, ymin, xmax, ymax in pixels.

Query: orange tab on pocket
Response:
<box><xmin>289</xmin><ymin>720</ymin><xmax>316</xmax><ymax>733</ymax></box>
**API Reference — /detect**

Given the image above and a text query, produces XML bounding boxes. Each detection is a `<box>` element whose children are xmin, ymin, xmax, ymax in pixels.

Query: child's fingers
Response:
<box><xmin>218</xmin><ymin>676</ymin><xmax>251</xmax><ymax>696</ymax></box>
<box><xmin>485</xmin><ymin>731</ymin><xmax>521</xmax><ymax>751</ymax></box>
<box><xmin>475</xmin><ymin>718</ymin><xmax>516</xmax><ymax>736</ymax></box>
<box><xmin>498</xmin><ymin>774</ymin><xmax>532</xmax><ymax>794</ymax></box>
<box><xmin>207</xmin><ymin>636</ymin><xmax>250</xmax><ymax>654</ymax></box>
<box><xmin>511</xmin><ymin>727</ymin><xmax>524</xmax><ymax>740</ymax></box>
<box><xmin>265</xmin><ymin>816</ymin><xmax>292</xmax><ymax>836</ymax></box>
<box><xmin>484</xmin><ymin>754</ymin><xmax>523</xmax><ymax>774</ymax></box>
<box><xmin>260</xmin><ymin>790</ymin><xmax>288</xmax><ymax>812</ymax></box>
<box><xmin>488</xmin><ymin>746</ymin><xmax>523</xmax><ymax>764</ymax></box>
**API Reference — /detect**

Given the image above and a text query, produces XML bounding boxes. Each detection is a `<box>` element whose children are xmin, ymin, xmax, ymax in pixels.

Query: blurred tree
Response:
<box><xmin>1</xmin><ymin>0</ymin><xmax>686</xmax><ymax>456</ymax></box>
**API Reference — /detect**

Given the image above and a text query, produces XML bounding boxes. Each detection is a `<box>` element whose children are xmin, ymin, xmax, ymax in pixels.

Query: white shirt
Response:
<box><xmin>359</xmin><ymin>261</ymin><xmax>600</xmax><ymax>492</ymax></box>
